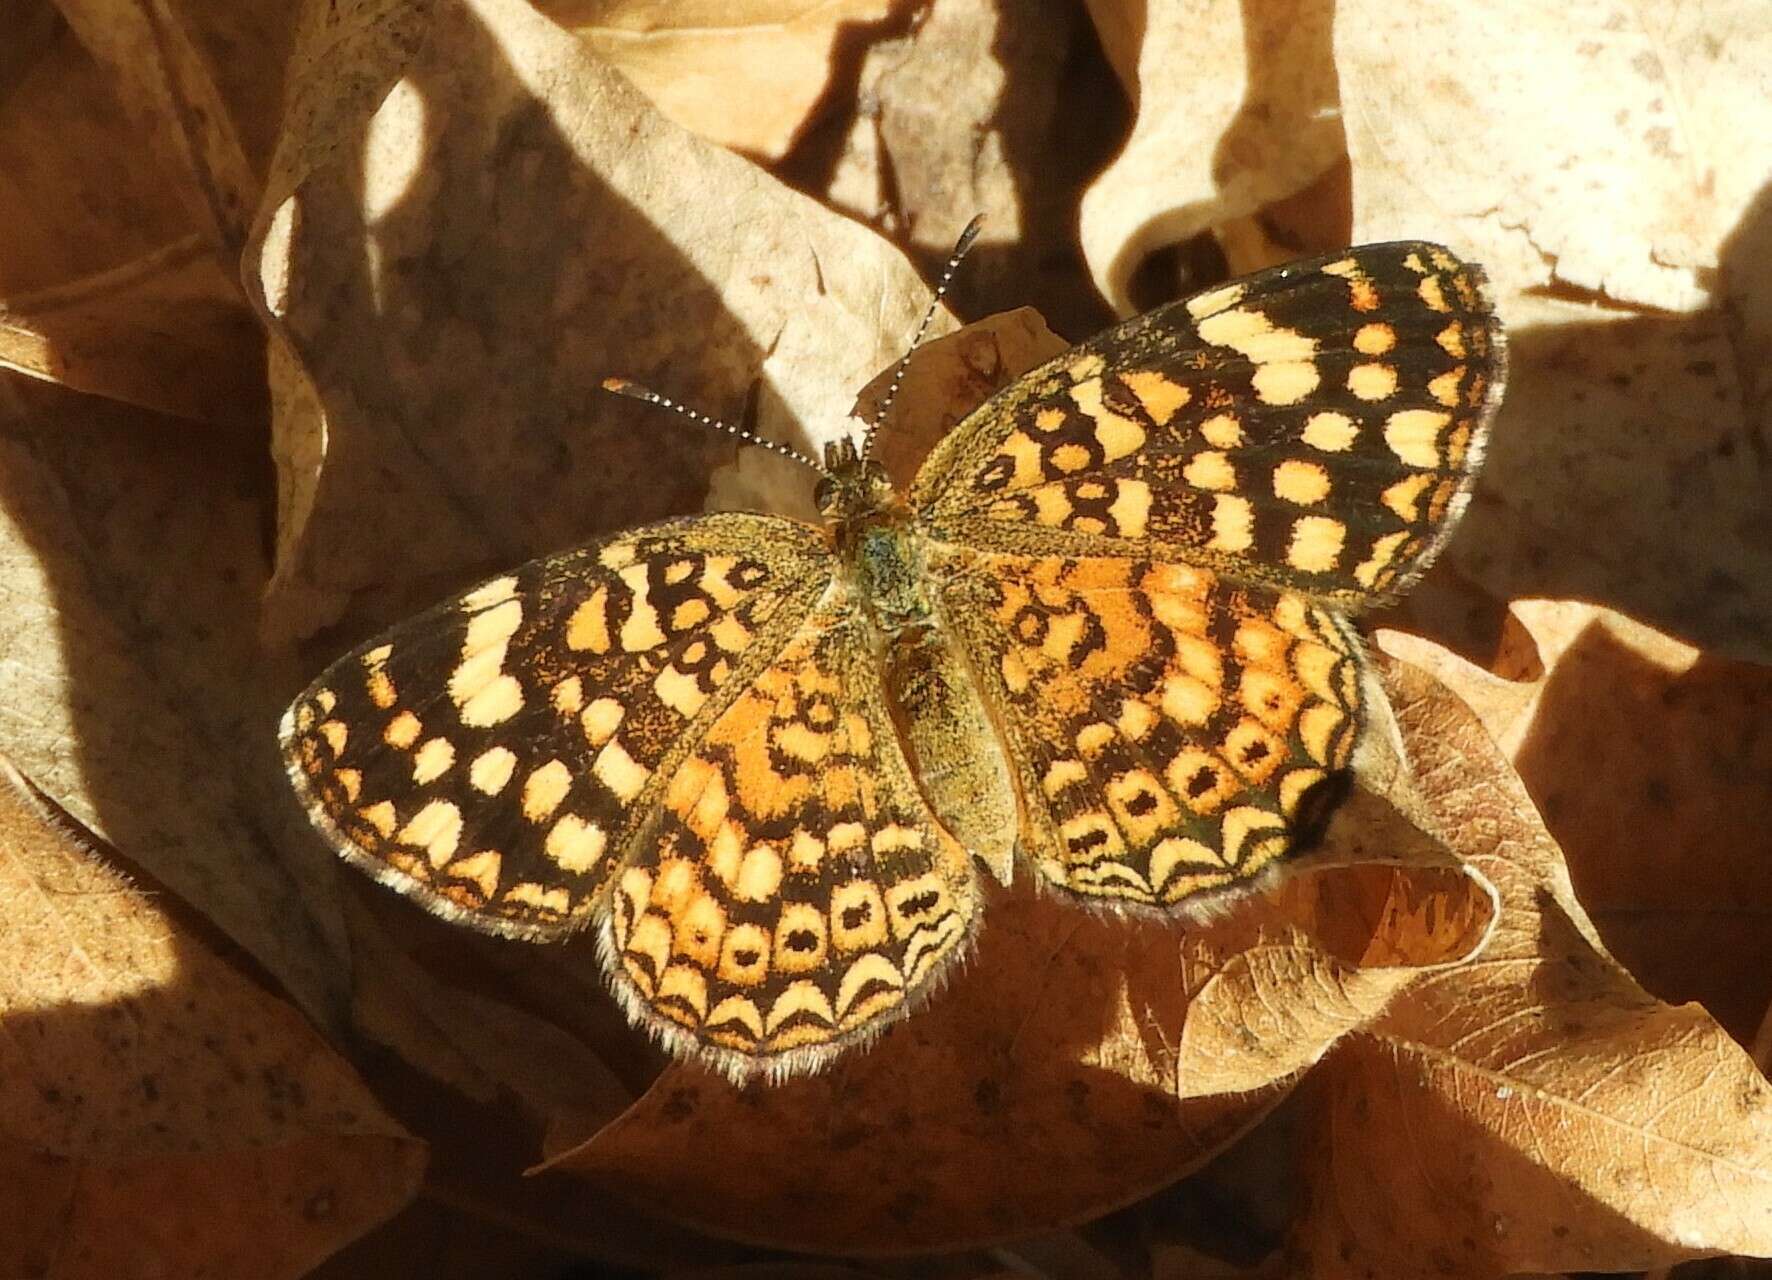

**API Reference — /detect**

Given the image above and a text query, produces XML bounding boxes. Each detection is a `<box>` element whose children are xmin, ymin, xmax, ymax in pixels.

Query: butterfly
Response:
<box><xmin>281</xmin><ymin>236</ymin><xmax>1504</xmax><ymax>1081</ymax></box>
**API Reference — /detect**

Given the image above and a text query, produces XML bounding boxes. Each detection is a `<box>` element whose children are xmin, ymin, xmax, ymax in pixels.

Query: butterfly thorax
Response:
<box><xmin>816</xmin><ymin>437</ymin><xmax>931</xmax><ymax>635</ymax></box>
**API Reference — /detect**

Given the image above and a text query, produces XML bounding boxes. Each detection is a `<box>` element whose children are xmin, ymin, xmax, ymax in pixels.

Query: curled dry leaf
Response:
<box><xmin>548</xmin><ymin>0</ymin><xmax>899</xmax><ymax>160</ymax></box>
<box><xmin>249</xmin><ymin>0</ymin><xmax>937</xmax><ymax>642</ymax></box>
<box><xmin>0</xmin><ymin>1</ymin><xmax>272</xmax><ymax>426</ymax></box>
<box><xmin>1292</xmin><ymin>651</ymin><xmax>1772</xmax><ymax>1278</ymax></box>
<box><xmin>0</xmin><ymin>757</ymin><xmax>424</xmax><ymax>1280</ymax></box>
<box><xmin>529</xmin><ymin>313</ymin><xmax>1498</xmax><ymax>1254</ymax></box>
<box><xmin>1388</xmin><ymin>605</ymin><xmax>1772</xmax><ymax>1048</ymax></box>
<box><xmin>1079</xmin><ymin>0</ymin><xmax>1348</xmax><ymax>311</ymax></box>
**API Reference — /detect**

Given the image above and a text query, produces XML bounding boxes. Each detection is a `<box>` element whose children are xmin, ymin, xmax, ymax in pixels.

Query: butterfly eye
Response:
<box><xmin>814</xmin><ymin>476</ymin><xmax>836</xmax><ymax>511</ymax></box>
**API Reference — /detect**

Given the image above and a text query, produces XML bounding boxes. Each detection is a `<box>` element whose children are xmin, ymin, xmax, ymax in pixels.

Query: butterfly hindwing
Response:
<box><xmin>933</xmin><ymin>546</ymin><xmax>1362</xmax><ymax>908</ymax></box>
<box><xmin>912</xmin><ymin>242</ymin><xmax>1504</xmax><ymax>606</ymax></box>
<box><xmin>602</xmin><ymin>591</ymin><xmax>980</xmax><ymax>1077</ymax></box>
<box><xmin>281</xmin><ymin>513</ymin><xmax>833</xmax><ymax>940</ymax></box>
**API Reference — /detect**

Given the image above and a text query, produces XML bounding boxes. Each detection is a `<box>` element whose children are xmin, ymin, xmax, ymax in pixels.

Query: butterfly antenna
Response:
<box><xmin>861</xmin><ymin>214</ymin><xmax>985</xmax><ymax>461</ymax></box>
<box><xmin>600</xmin><ymin>378</ymin><xmax>824</xmax><ymax>474</ymax></box>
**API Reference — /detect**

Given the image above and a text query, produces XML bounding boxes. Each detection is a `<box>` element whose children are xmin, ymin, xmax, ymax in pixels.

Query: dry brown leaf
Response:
<box><xmin>547</xmin><ymin>0</ymin><xmax>899</xmax><ymax>160</ymax></box>
<box><xmin>0</xmin><ymin>756</ymin><xmax>423</xmax><ymax>1278</ymax></box>
<box><xmin>249</xmin><ymin>0</ymin><xmax>940</xmax><ymax>643</ymax></box>
<box><xmin>1291</xmin><ymin>653</ymin><xmax>1772</xmax><ymax>1277</ymax></box>
<box><xmin>1389</xmin><ymin>605</ymin><xmax>1772</xmax><ymax>1048</ymax></box>
<box><xmin>0</xmin><ymin>2</ymin><xmax>269</xmax><ymax>425</ymax></box>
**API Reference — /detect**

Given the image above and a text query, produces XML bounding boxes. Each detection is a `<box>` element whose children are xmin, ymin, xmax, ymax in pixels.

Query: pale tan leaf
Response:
<box><xmin>1294</xmin><ymin>654</ymin><xmax>1772</xmax><ymax>1277</ymax></box>
<box><xmin>0</xmin><ymin>757</ymin><xmax>424</xmax><ymax>1279</ymax></box>
<box><xmin>817</xmin><ymin>0</ymin><xmax>1115</xmax><ymax>339</ymax></box>
<box><xmin>1337</xmin><ymin>1</ymin><xmax>1772</xmax><ymax>311</ymax></box>
<box><xmin>0</xmin><ymin>384</ymin><xmax>347</xmax><ymax>1023</ymax></box>
<box><xmin>547</xmin><ymin>0</ymin><xmax>899</xmax><ymax>160</ymax></box>
<box><xmin>248</xmin><ymin>0</ymin><xmax>938</xmax><ymax>643</ymax></box>
<box><xmin>1079</xmin><ymin>0</ymin><xmax>1346</xmax><ymax>311</ymax></box>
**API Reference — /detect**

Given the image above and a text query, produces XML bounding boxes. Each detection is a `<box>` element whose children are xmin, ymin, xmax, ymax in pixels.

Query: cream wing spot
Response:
<box><xmin>469</xmin><ymin>746</ymin><xmax>517</xmax><ymax>795</ymax></box>
<box><xmin>545</xmin><ymin>814</ymin><xmax>607</xmax><ymax>872</ymax></box>
<box><xmin>398</xmin><ymin>800</ymin><xmax>463</xmax><ymax>866</ymax></box>
<box><xmin>1301</xmin><ymin>411</ymin><xmax>1357</xmax><ymax>452</ymax></box>
<box><xmin>1208</xmin><ymin>494</ymin><xmax>1254</xmax><ymax>553</ymax></box>
<box><xmin>581</xmin><ymin>697</ymin><xmax>625</xmax><ymax>746</ymax></box>
<box><xmin>1348</xmin><ymin>363</ymin><xmax>1398</xmax><ymax>401</ymax></box>
<box><xmin>1286</xmin><ymin>517</ymin><xmax>1346</xmax><ymax>573</ymax></box>
<box><xmin>521</xmin><ymin>759</ymin><xmax>573</xmax><ymax>821</ymax></box>
<box><xmin>1385</xmin><ymin>409</ymin><xmax>1450</xmax><ymax>467</ymax></box>
<box><xmin>411</xmin><ymin>737</ymin><xmax>455</xmax><ymax>785</ymax></box>
<box><xmin>593</xmin><ymin>738</ymin><xmax>651</xmax><ymax>802</ymax></box>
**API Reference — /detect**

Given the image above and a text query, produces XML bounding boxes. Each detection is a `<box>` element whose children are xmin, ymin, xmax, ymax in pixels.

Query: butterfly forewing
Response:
<box><xmin>913</xmin><ymin>242</ymin><xmax>1504</xmax><ymax>606</ymax></box>
<box><xmin>281</xmin><ymin>513</ymin><xmax>833</xmax><ymax>939</ymax></box>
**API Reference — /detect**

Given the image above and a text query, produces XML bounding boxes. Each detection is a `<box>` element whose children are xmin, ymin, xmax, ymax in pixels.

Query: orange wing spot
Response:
<box><xmin>1298</xmin><ymin>703</ymin><xmax>1349</xmax><ymax>765</ymax></box>
<box><xmin>1218</xmin><ymin>805</ymin><xmax>1286</xmax><ymax>865</ymax></box>
<box><xmin>446</xmin><ymin>849</ymin><xmax>502</xmax><ymax>900</ymax></box>
<box><xmin>1429</xmin><ymin>368</ymin><xmax>1464</xmax><ymax>406</ymax></box>
<box><xmin>715</xmin><ymin>921</ymin><xmax>772</xmax><ymax>985</ymax></box>
<box><xmin>1437</xmin><ymin>322</ymin><xmax>1467</xmax><ymax>358</ymax></box>
<box><xmin>1252</xmin><ymin>361</ymin><xmax>1321</xmax><ymax>406</ymax></box>
<box><xmin>1418</xmin><ymin>274</ymin><xmax>1450</xmax><ymax>312</ymax></box>
<box><xmin>1381</xmin><ymin>473</ymin><xmax>1435</xmax><ymax>522</ymax></box>
<box><xmin>830</xmin><ymin>880</ymin><xmax>889</xmax><ymax>951</ymax></box>
<box><xmin>566</xmin><ymin>588</ymin><xmax>611</xmax><ymax>653</ymax></box>
<box><xmin>359</xmin><ymin>801</ymin><xmax>397</xmax><ymax>838</ymax></box>
<box><xmin>1119</xmin><ymin>369</ymin><xmax>1191</xmax><ymax>425</ymax></box>
<box><xmin>333</xmin><ymin>767</ymin><xmax>362</xmax><ymax>802</ymax></box>
<box><xmin>320</xmin><ymin>719</ymin><xmax>349</xmax><ymax>756</ymax></box>
<box><xmin>1273</xmin><ymin>459</ymin><xmax>1332</xmax><ymax>505</ymax></box>
<box><xmin>774</xmin><ymin>902</ymin><xmax>829</xmax><ymax>974</ymax></box>
<box><xmin>1354</xmin><ymin>323</ymin><xmax>1397</xmax><ymax>355</ymax></box>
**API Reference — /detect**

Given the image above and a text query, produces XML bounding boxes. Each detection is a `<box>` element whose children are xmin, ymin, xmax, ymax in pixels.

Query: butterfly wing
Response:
<box><xmin>911</xmin><ymin>242</ymin><xmax>1504</xmax><ymax>606</ymax></box>
<box><xmin>281</xmin><ymin>513</ymin><xmax>834</xmax><ymax>941</ymax></box>
<box><xmin>932</xmin><ymin>546</ymin><xmax>1361</xmax><ymax>908</ymax></box>
<box><xmin>909</xmin><ymin>243</ymin><xmax>1502</xmax><ymax>907</ymax></box>
<box><xmin>601</xmin><ymin>589</ymin><xmax>980</xmax><ymax>1079</ymax></box>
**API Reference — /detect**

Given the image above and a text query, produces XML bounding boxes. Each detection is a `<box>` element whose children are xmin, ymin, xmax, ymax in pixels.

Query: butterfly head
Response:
<box><xmin>815</xmin><ymin>435</ymin><xmax>899</xmax><ymax>529</ymax></box>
